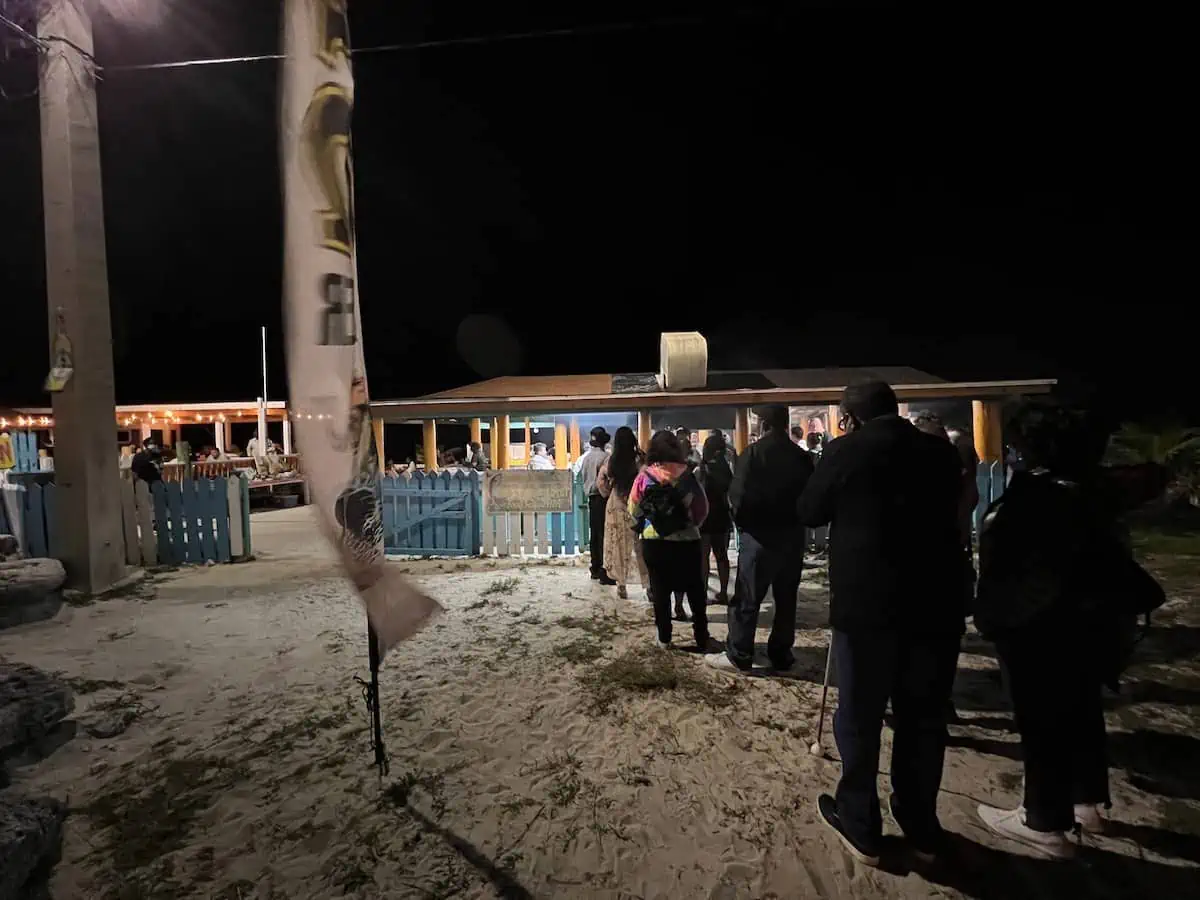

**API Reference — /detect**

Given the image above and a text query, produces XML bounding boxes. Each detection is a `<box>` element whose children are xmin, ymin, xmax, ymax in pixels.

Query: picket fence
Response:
<box><xmin>4</xmin><ymin>431</ymin><xmax>41</xmax><ymax>472</ymax></box>
<box><xmin>372</xmin><ymin>462</ymin><xmax>1012</xmax><ymax>559</ymax></box>
<box><xmin>380</xmin><ymin>470</ymin><xmax>593</xmax><ymax>558</ymax></box>
<box><xmin>11</xmin><ymin>474</ymin><xmax>252</xmax><ymax>567</ymax></box>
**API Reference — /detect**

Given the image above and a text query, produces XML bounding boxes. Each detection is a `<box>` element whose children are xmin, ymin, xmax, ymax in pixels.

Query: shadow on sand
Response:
<box><xmin>877</xmin><ymin>830</ymin><xmax>1200</xmax><ymax>900</ymax></box>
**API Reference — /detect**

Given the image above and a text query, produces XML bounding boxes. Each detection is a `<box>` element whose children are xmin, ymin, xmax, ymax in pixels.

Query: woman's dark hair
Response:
<box><xmin>647</xmin><ymin>429</ymin><xmax>685</xmax><ymax>464</ymax></box>
<box><xmin>701</xmin><ymin>432</ymin><xmax>727</xmax><ymax>463</ymax></box>
<box><xmin>841</xmin><ymin>380</ymin><xmax>899</xmax><ymax>422</ymax></box>
<box><xmin>608</xmin><ymin>426</ymin><xmax>640</xmax><ymax>495</ymax></box>
<box><xmin>1006</xmin><ymin>399</ymin><xmax>1111</xmax><ymax>478</ymax></box>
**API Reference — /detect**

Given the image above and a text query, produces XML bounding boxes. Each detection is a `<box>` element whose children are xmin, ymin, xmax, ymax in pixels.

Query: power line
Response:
<box><xmin>4</xmin><ymin>15</ymin><xmax>706</xmax><ymax>75</ymax></box>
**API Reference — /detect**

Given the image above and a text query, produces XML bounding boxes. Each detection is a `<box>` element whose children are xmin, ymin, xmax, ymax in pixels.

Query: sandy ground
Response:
<box><xmin>2</xmin><ymin>506</ymin><xmax>1198</xmax><ymax>900</ymax></box>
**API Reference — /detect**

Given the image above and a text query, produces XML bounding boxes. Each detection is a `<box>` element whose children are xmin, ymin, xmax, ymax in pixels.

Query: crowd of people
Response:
<box><xmin>581</xmin><ymin>379</ymin><xmax>1166</xmax><ymax>865</ymax></box>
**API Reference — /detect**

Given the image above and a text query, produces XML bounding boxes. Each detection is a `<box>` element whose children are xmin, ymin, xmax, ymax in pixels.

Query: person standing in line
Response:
<box><xmin>790</xmin><ymin>425</ymin><xmax>805</xmax><ymax>445</ymax></box>
<box><xmin>596</xmin><ymin>426</ymin><xmax>650</xmax><ymax>600</ymax></box>
<box><xmin>697</xmin><ymin>432</ymin><xmax>734</xmax><ymax>604</ymax></box>
<box><xmin>575</xmin><ymin>427</ymin><xmax>615</xmax><ymax>585</ymax></box>
<box><xmin>708</xmin><ymin>405</ymin><xmax>814</xmax><ymax>674</ymax></box>
<box><xmin>797</xmin><ymin>381</ymin><xmax>964</xmax><ymax>867</ymax></box>
<box><xmin>804</xmin><ymin>431</ymin><xmax>828</xmax><ymax>555</ymax></box>
<box><xmin>629</xmin><ymin>431</ymin><xmax>714</xmax><ymax>649</ymax></box>
<box><xmin>973</xmin><ymin>401</ymin><xmax>1165</xmax><ymax>859</ymax></box>
<box><xmin>130</xmin><ymin>438</ymin><xmax>164</xmax><ymax>485</ymax></box>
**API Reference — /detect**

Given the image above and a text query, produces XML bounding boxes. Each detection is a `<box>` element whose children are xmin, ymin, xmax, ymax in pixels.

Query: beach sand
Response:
<box><xmin>2</xmin><ymin>506</ymin><xmax>1197</xmax><ymax>899</ymax></box>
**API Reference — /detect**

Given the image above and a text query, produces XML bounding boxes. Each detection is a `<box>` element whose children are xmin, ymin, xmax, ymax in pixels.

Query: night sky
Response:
<box><xmin>1</xmin><ymin>3</ymin><xmax>1196</xmax><ymax>420</ymax></box>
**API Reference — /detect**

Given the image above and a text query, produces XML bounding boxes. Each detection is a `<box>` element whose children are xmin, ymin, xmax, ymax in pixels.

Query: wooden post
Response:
<box><xmin>972</xmin><ymin>400</ymin><xmax>1004</xmax><ymax>463</ymax></box>
<box><xmin>554</xmin><ymin>423</ymin><xmax>568</xmax><ymax>469</ymax></box>
<box><xmin>469</xmin><ymin>418</ymin><xmax>482</xmax><ymax>445</ymax></box>
<box><xmin>523</xmin><ymin>418</ymin><xmax>531</xmax><ymax>458</ymax></box>
<box><xmin>827</xmin><ymin>404</ymin><xmax>842</xmax><ymax>438</ymax></box>
<box><xmin>569</xmin><ymin>417</ymin><xmax>581</xmax><ymax>462</ymax></box>
<box><xmin>490</xmin><ymin>417</ymin><xmax>501</xmax><ymax>469</ymax></box>
<box><xmin>734</xmin><ymin>408</ymin><xmax>750</xmax><ymax>454</ymax></box>
<box><xmin>497</xmin><ymin>415</ymin><xmax>511</xmax><ymax>469</ymax></box>
<box><xmin>223</xmin><ymin>420</ymin><xmax>232</xmax><ymax>451</ymax></box>
<box><xmin>697</xmin><ymin>429</ymin><xmax>711</xmax><ymax>452</ymax></box>
<box><xmin>372</xmin><ymin>418</ymin><xmax>385</xmax><ymax>472</ymax></box>
<box><xmin>423</xmin><ymin>419</ymin><xmax>438</xmax><ymax>471</ymax></box>
<box><xmin>637</xmin><ymin>410</ymin><xmax>652</xmax><ymax>451</ymax></box>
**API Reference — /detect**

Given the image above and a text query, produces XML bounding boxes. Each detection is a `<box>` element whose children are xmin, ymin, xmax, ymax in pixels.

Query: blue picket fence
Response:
<box><xmin>374</xmin><ymin>462</ymin><xmax>1011</xmax><ymax>558</ymax></box>
<box><xmin>15</xmin><ymin>476</ymin><xmax>250</xmax><ymax>565</ymax></box>
<box><xmin>380</xmin><ymin>470</ymin><xmax>594</xmax><ymax>557</ymax></box>
<box><xmin>5</xmin><ymin>431</ymin><xmax>41</xmax><ymax>472</ymax></box>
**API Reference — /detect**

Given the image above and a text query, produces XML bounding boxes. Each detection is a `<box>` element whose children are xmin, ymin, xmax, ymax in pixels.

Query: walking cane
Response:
<box><xmin>810</xmin><ymin>639</ymin><xmax>834</xmax><ymax>758</ymax></box>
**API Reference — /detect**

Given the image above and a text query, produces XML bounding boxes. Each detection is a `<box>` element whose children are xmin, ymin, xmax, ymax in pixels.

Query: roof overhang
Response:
<box><xmin>371</xmin><ymin>378</ymin><xmax>1057</xmax><ymax>422</ymax></box>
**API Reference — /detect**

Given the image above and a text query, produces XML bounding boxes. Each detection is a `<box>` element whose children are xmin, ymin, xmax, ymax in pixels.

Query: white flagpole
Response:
<box><xmin>258</xmin><ymin>326</ymin><xmax>269</xmax><ymax>451</ymax></box>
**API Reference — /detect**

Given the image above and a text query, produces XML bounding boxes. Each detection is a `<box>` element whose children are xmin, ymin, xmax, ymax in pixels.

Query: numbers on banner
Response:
<box><xmin>319</xmin><ymin>274</ymin><xmax>357</xmax><ymax>346</ymax></box>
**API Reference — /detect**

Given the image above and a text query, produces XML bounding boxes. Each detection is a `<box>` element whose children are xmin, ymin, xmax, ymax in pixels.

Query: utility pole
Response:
<box><xmin>38</xmin><ymin>0</ymin><xmax>126</xmax><ymax>593</ymax></box>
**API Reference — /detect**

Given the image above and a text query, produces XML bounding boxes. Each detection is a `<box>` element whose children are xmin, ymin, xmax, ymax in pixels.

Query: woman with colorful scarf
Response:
<box><xmin>629</xmin><ymin>430</ymin><xmax>715</xmax><ymax>650</ymax></box>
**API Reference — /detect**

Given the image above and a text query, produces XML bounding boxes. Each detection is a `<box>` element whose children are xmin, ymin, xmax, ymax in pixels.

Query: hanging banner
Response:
<box><xmin>280</xmin><ymin>0</ymin><xmax>440</xmax><ymax>654</ymax></box>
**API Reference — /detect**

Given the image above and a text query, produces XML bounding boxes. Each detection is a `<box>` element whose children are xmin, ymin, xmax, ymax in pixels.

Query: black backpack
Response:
<box><xmin>639</xmin><ymin>479</ymin><xmax>691</xmax><ymax>537</ymax></box>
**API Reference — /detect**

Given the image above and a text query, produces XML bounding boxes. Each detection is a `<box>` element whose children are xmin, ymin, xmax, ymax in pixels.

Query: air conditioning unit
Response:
<box><xmin>658</xmin><ymin>332</ymin><xmax>708</xmax><ymax>392</ymax></box>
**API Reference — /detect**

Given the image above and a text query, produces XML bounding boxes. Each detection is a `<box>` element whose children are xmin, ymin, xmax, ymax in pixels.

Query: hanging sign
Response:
<box><xmin>44</xmin><ymin>307</ymin><xmax>74</xmax><ymax>392</ymax></box>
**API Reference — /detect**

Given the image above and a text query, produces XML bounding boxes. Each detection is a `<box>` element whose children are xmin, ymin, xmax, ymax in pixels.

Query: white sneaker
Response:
<box><xmin>705</xmin><ymin>652</ymin><xmax>742</xmax><ymax>673</ymax></box>
<box><xmin>1074</xmin><ymin>804</ymin><xmax>1106</xmax><ymax>835</ymax></box>
<box><xmin>977</xmin><ymin>805</ymin><xmax>1074</xmax><ymax>860</ymax></box>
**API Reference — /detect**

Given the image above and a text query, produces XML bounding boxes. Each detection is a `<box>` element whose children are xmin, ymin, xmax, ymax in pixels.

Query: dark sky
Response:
<box><xmin>1</xmin><ymin>3</ymin><xmax>1196</xmax><ymax>419</ymax></box>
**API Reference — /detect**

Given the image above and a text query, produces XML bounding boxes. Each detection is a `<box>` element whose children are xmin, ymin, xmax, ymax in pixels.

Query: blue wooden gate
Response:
<box><xmin>380</xmin><ymin>471</ymin><xmax>480</xmax><ymax>556</ymax></box>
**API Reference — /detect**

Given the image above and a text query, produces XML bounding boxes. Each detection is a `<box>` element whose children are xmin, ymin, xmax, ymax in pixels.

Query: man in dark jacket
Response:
<box><xmin>796</xmin><ymin>381</ymin><xmax>963</xmax><ymax>867</ymax></box>
<box><xmin>708</xmin><ymin>405</ymin><xmax>814</xmax><ymax>673</ymax></box>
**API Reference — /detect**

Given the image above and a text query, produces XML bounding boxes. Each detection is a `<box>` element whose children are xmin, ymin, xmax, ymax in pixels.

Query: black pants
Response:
<box><xmin>996</xmin><ymin>624</ymin><xmax>1109</xmax><ymax>832</ymax></box>
<box><xmin>832</xmin><ymin>628</ymin><xmax>960</xmax><ymax>850</ymax></box>
<box><xmin>643</xmin><ymin>539</ymin><xmax>708</xmax><ymax>646</ymax></box>
<box><xmin>725</xmin><ymin>531</ymin><xmax>804</xmax><ymax>669</ymax></box>
<box><xmin>588</xmin><ymin>492</ymin><xmax>607</xmax><ymax>576</ymax></box>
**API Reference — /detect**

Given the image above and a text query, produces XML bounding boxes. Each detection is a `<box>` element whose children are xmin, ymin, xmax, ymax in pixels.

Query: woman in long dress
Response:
<box><xmin>597</xmin><ymin>426</ymin><xmax>649</xmax><ymax>600</ymax></box>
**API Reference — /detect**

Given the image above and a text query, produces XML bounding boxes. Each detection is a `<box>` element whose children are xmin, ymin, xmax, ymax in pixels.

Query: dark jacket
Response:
<box><xmin>131</xmin><ymin>448</ymin><xmax>162</xmax><ymax>484</ymax></box>
<box><xmin>729</xmin><ymin>429</ymin><xmax>815</xmax><ymax>546</ymax></box>
<box><xmin>796</xmin><ymin>416</ymin><xmax>963</xmax><ymax>634</ymax></box>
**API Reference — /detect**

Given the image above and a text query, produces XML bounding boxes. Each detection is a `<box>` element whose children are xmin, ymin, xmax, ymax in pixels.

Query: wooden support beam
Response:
<box><xmin>490</xmin><ymin>417</ymin><xmax>501</xmax><ymax>469</ymax></box>
<box><xmin>524</xmin><ymin>418</ymin><xmax>531</xmax><ymax>458</ymax></box>
<box><xmin>497</xmin><ymin>414</ymin><xmax>511</xmax><ymax>469</ymax></box>
<box><xmin>372</xmin><ymin>418</ymin><xmax>385</xmax><ymax>472</ymax></box>
<box><xmin>554</xmin><ymin>423</ymin><xmax>568</xmax><ymax>469</ymax></box>
<box><xmin>972</xmin><ymin>399</ymin><xmax>1004</xmax><ymax>463</ymax></box>
<box><xmin>637</xmin><ymin>410</ymin><xmax>652</xmax><ymax>452</ymax></box>
<box><xmin>734</xmin><ymin>408</ymin><xmax>749</xmax><ymax>454</ymax></box>
<box><xmin>423</xmin><ymin>419</ymin><xmax>438</xmax><ymax>472</ymax></box>
<box><xmin>827</xmin><ymin>404</ymin><xmax>842</xmax><ymax>438</ymax></box>
<box><xmin>697</xmin><ymin>429</ymin><xmax>711</xmax><ymax>452</ymax></box>
<box><xmin>469</xmin><ymin>418</ymin><xmax>482</xmax><ymax>445</ymax></box>
<box><xmin>569</xmin><ymin>417</ymin><xmax>581</xmax><ymax>462</ymax></box>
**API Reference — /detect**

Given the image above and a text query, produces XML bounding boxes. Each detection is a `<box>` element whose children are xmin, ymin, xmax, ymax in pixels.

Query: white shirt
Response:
<box><xmin>529</xmin><ymin>454</ymin><xmax>556</xmax><ymax>471</ymax></box>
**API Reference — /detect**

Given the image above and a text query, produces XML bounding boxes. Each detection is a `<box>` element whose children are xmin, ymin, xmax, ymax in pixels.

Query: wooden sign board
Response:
<box><xmin>484</xmin><ymin>469</ymin><xmax>572</xmax><ymax>513</ymax></box>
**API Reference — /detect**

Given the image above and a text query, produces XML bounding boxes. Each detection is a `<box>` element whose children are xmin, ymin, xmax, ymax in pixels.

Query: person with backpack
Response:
<box><xmin>974</xmin><ymin>399</ymin><xmax>1166</xmax><ymax>859</ymax></box>
<box><xmin>629</xmin><ymin>430</ymin><xmax>714</xmax><ymax>649</ymax></box>
<box><xmin>697</xmin><ymin>432</ymin><xmax>734</xmax><ymax>604</ymax></box>
<box><xmin>708</xmin><ymin>405</ymin><xmax>814</xmax><ymax>674</ymax></box>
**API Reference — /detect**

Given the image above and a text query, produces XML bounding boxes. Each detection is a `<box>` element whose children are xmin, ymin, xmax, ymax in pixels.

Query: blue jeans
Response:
<box><xmin>832</xmin><ymin>628</ymin><xmax>960</xmax><ymax>849</ymax></box>
<box><xmin>725</xmin><ymin>530</ymin><xmax>804</xmax><ymax>669</ymax></box>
